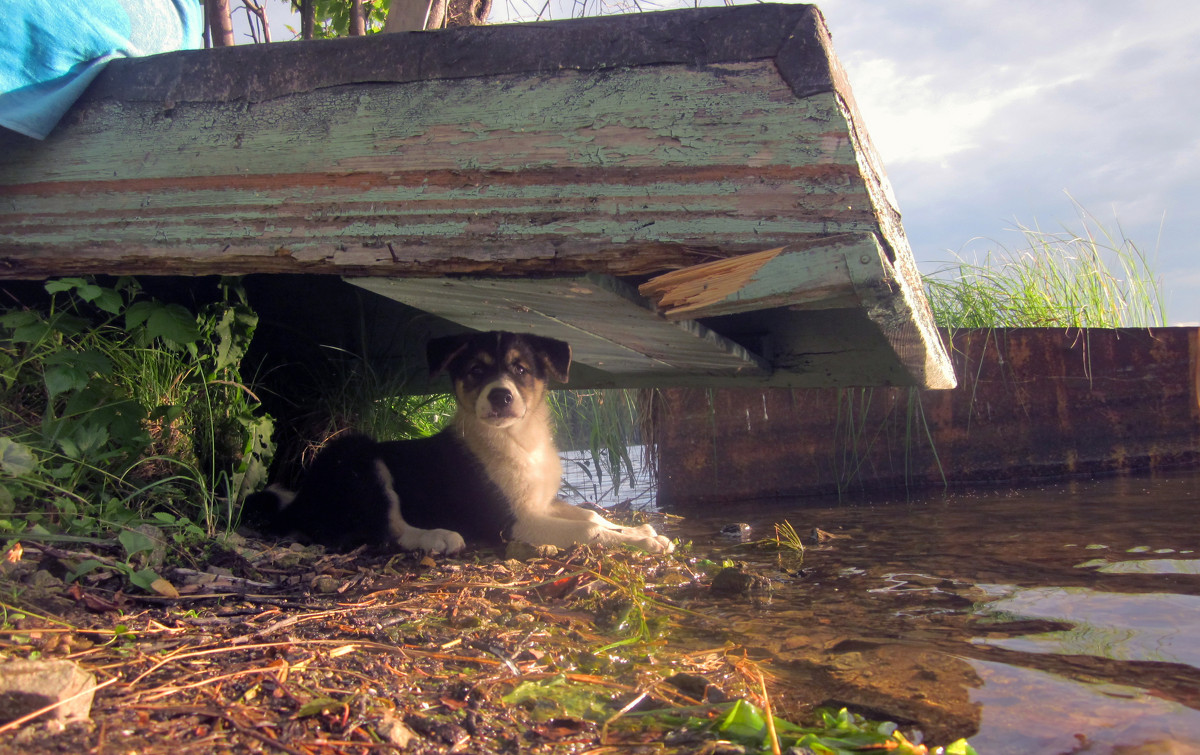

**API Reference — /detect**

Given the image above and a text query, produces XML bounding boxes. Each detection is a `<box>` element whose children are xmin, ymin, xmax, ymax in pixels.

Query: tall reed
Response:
<box><xmin>924</xmin><ymin>206</ymin><xmax>1166</xmax><ymax>328</ymax></box>
<box><xmin>549</xmin><ymin>388</ymin><xmax>648</xmax><ymax>502</ymax></box>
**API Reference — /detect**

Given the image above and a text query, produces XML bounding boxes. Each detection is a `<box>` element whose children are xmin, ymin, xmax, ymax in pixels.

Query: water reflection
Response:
<box><xmin>967</xmin><ymin>660</ymin><xmax>1200</xmax><ymax>753</ymax></box>
<box><xmin>667</xmin><ymin>468</ymin><xmax>1200</xmax><ymax>753</ymax></box>
<box><xmin>976</xmin><ymin>586</ymin><xmax>1200</xmax><ymax>666</ymax></box>
<box><xmin>1097</xmin><ymin>559</ymin><xmax>1200</xmax><ymax>575</ymax></box>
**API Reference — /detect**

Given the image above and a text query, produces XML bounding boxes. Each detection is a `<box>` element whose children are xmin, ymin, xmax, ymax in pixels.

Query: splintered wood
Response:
<box><xmin>639</xmin><ymin>247</ymin><xmax>788</xmax><ymax>320</ymax></box>
<box><xmin>639</xmin><ymin>234</ymin><xmax>888</xmax><ymax>321</ymax></box>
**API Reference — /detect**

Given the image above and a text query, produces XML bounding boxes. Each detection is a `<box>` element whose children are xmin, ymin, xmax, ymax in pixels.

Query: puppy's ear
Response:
<box><xmin>426</xmin><ymin>333</ymin><xmax>471</xmax><ymax>378</ymax></box>
<box><xmin>528</xmin><ymin>335</ymin><xmax>571</xmax><ymax>384</ymax></box>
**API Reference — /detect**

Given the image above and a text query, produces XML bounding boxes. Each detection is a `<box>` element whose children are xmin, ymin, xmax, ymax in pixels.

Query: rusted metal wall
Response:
<box><xmin>653</xmin><ymin>328</ymin><xmax>1200</xmax><ymax>507</ymax></box>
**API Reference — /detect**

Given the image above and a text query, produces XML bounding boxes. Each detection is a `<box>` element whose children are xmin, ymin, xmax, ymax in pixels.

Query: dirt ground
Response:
<box><xmin>0</xmin><ymin>523</ymin><xmax>960</xmax><ymax>754</ymax></box>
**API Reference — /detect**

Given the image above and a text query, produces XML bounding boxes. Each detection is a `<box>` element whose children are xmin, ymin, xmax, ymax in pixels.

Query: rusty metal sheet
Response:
<box><xmin>654</xmin><ymin>328</ymin><xmax>1200</xmax><ymax>506</ymax></box>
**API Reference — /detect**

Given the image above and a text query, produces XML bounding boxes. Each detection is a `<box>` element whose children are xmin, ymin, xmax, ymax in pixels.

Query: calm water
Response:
<box><xmin>661</xmin><ymin>470</ymin><xmax>1200</xmax><ymax>754</ymax></box>
<box><xmin>559</xmin><ymin>445</ymin><xmax>656</xmax><ymax>509</ymax></box>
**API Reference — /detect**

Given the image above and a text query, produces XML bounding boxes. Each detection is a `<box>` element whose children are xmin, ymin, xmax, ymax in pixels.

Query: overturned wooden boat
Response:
<box><xmin>0</xmin><ymin>4</ymin><xmax>954</xmax><ymax>390</ymax></box>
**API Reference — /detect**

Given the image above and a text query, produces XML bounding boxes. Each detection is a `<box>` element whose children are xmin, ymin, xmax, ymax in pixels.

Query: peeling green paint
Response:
<box><xmin>1</xmin><ymin>59</ymin><xmax>889</xmax><ymax>277</ymax></box>
<box><xmin>3</xmin><ymin>63</ymin><xmax>853</xmax><ymax>183</ymax></box>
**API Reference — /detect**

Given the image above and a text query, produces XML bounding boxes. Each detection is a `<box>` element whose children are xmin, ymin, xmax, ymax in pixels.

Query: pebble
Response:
<box><xmin>720</xmin><ymin>523</ymin><xmax>752</xmax><ymax>541</ymax></box>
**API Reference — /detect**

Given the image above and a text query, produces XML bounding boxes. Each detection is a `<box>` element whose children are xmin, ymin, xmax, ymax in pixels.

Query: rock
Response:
<box><xmin>26</xmin><ymin>570</ymin><xmax>63</xmax><ymax>590</ymax></box>
<box><xmin>710</xmin><ymin>566</ymin><xmax>770</xmax><ymax>595</ymax></box>
<box><xmin>664</xmin><ymin>672</ymin><xmax>729</xmax><ymax>703</ymax></box>
<box><xmin>0</xmin><ymin>659</ymin><xmax>96</xmax><ymax>726</ymax></box>
<box><xmin>811</xmin><ymin>527</ymin><xmax>849</xmax><ymax>543</ymax></box>
<box><xmin>405</xmin><ymin>713</ymin><xmax>469</xmax><ymax>747</ymax></box>
<box><xmin>505</xmin><ymin>541</ymin><xmax>560</xmax><ymax>561</ymax></box>
<box><xmin>376</xmin><ymin>714</ymin><xmax>415</xmax><ymax>747</ymax></box>
<box><xmin>311</xmin><ymin>575</ymin><xmax>341</xmax><ymax>593</ymax></box>
<box><xmin>130</xmin><ymin>523</ymin><xmax>168</xmax><ymax>570</ymax></box>
<box><xmin>719</xmin><ymin>523</ymin><xmax>752</xmax><ymax>541</ymax></box>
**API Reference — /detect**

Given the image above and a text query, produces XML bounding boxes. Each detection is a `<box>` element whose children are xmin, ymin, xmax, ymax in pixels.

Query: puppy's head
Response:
<box><xmin>427</xmin><ymin>331</ymin><xmax>571</xmax><ymax>428</ymax></box>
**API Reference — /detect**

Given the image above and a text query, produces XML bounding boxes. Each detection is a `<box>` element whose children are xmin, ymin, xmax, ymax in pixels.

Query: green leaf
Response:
<box><xmin>0</xmin><ymin>437</ymin><xmax>37</xmax><ymax>477</ymax></box>
<box><xmin>44</xmin><ymin>363</ymin><xmax>88</xmax><ymax>398</ymax></box>
<box><xmin>44</xmin><ymin>278</ymin><xmax>88</xmax><ymax>295</ymax></box>
<box><xmin>119</xmin><ymin>527</ymin><xmax>158</xmax><ymax>558</ymax></box>
<box><xmin>9</xmin><ymin>317</ymin><xmax>51</xmax><ymax>344</ymax></box>
<box><xmin>68</xmin><ymin>559</ymin><xmax>110</xmax><ymax>582</ymax></box>
<box><xmin>47</xmin><ymin>348</ymin><xmax>114</xmax><ymax>376</ymax></box>
<box><xmin>61</xmin><ymin>422</ymin><xmax>109</xmax><ymax>458</ymax></box>
<box><xmin>295</xmin><ymin>697</ymin><xmax>344</xmax><ymax>718</ymax></box>
<box><xmin>127</xmin><ymin>567</ymin><xmax>162</xmax><ymax>591</ymax></box>
<box><xmin>92</xmin><ymin>287</ymin><xmax>125</xmax><ymax>315</ymax></box>
<box><xmin>0</xmin><ymin>309</ymin><xmax>41</xmax><ymax>332</ymax></box>
<box><xmin>147</xmin><ymin>304</ymin><xmax>201</xmax><ymax>346</ymax></box>
<box><xmin>124</xmin><ymin>300</ymin><xmax>155</xmax><ymax>330</ymax></box>
<box><xmin>715</xmin><ymin>699</ymin><xmax>767</xmax><ymax>741</ymax></box>
<box><xmin>74</xmin><ymin>283</ymin><xmax>104</xmax><ymax>303</ymax></box>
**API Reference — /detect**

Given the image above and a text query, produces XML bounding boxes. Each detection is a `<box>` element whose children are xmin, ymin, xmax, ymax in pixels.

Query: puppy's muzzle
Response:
<box><xmin>481</xmin><ymin>385</ymin><xmax>523</xmax><ymax>421</ymax></box>
<box><xmin>488</xmin><ymin>387</ymin><xmax>514</xmax><ymax>411</ymax></box>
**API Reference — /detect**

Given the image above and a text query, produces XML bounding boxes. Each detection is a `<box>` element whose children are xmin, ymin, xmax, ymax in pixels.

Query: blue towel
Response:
<box><xmin>0</xmin><ymin>0</ymin><xmax>204</xmax><ymax>139</ymax></box>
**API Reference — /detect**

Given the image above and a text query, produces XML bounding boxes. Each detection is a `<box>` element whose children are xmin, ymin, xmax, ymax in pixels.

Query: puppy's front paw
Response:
<box><xmin>399</xmin><ymin>527</ymin><xmax>466</xmax><ymax>555</ymax></box>
<box><xmin>637</xmin><ymin>533</ymin><xmax>675</xmax><ymax>554</ymax></box>
<box><xmin>425</xmin><ymin>529</ymin><xmax>467</xmax><ymax>555</ymax></box>
<box><xmin>612</xmin><ymin>524</ymin><xmax>673</xmax><ymax>554</ymax></box>
<box><xmin>625</xmin><ymin>523</ymin><xmax>673</xmax><ymax>553</ymax></box>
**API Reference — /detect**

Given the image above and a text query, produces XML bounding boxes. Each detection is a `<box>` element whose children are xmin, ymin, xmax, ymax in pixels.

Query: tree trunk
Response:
<box><xmin>349</xmin><ymin>0</ymin><xmax>366</xmax><ymax>35</ymax></box>
<box><xmin>300</xmin><ymin>0</ymin><xmax>315</xmax><ymax>39</ymax></box>
<box><xmin>207</xmin><ymin>0</ymin><xmax>236</xmax><ymax>46</ymax></box>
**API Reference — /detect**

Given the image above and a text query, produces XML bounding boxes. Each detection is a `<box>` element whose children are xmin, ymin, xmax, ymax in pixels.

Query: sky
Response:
<box><xmin>240</xmin><ymin>1</ymin><xmax>1200</xmax><ymax>324</ymax></box>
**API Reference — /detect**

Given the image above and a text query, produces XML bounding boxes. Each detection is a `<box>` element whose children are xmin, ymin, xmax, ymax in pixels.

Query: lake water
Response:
<box><xmin>645</xmin><ymin>467</ymin><xmax>1200</xmax><ymax>753</ymax></box>
<box><xmin>558</xmin><ymin>445</ymin><xmax>656</xmax><ymax>509</ymax></box>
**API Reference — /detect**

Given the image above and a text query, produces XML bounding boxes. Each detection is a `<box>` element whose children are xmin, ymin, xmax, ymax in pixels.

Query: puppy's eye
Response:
<box><xmin>511</xmin><ymin>363</ymin><xmax>527</xmax><ymax>376</ymax></box>
<box><xmin>468</xmin><ymin>363</ymin><xmax>486</xmax><ymax>376</ymax></box>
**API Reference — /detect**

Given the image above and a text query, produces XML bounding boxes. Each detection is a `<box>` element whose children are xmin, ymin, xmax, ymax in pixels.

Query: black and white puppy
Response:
<box><xmin>248</xmin><ymin>331</ymin><xmax>673</xmax><ymax>555</ymax></box>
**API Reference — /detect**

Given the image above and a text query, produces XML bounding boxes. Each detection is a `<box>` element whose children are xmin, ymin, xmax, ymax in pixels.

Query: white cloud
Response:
<box><xmin>815</xmin><ymin>0</ymin><xmax>1200</xmax><ymax>321</ymax></box>
<box><xmin>847</xmin><ymin>59</ymin><xmax>1003</xmax><ymax>165</ymax></box>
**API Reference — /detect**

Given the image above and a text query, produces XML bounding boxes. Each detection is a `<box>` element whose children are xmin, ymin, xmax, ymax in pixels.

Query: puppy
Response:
<box><xmin>248</xmin><ymin>331</ymin><xmax>673</xmax><ymax>555</ymax></box>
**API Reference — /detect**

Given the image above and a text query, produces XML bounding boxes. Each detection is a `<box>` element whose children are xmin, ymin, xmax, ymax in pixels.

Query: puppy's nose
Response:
<box><xmin>488</xmin><ymin>388</ymin><xmax>513</xmax><ymax>408</ymax></box>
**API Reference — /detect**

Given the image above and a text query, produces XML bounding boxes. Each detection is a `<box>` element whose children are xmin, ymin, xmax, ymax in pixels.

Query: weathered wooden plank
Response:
<box><xmin>0</xmin><ymin>60</ymin><xmax>868</xmax><ymax>278</ymax></box>
<box><xmin>0</xmin><ymin>4</ymin><xmax>956</xmax><ymax>389</ymax></box>
<box><xmin>350</xmin><ymin>275</ymin><xmax>770</xmax><ymax>387</ymax></box>
<box><xmin>0</xmin><ymin>4</ymin><xmax>872</xmax><ymax>279</ymax></box>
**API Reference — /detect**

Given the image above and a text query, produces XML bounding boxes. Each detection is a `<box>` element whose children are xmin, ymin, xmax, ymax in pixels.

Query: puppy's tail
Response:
<box><xmin>241</xmin><ymin>483</ymin><xmax>297</xmax><ymax>534</ymax></box>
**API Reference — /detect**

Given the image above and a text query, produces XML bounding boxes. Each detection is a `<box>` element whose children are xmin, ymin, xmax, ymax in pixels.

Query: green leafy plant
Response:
<box><xmin>770</xmin><ymin>520</ymin><xmax>804</xmax><ymax>556</ymax></box>
<box><xmin>653</xmin><ymin>700</ymin><xmax>977</xmax><ymax>755</ymax></box>
<box><xmin>289</xmin><ymin>0</ymin><xmax>392</xmax><ymax>38</ymax></box>
<box><xmin>274</xmin><ymin>346</ymin><xmax>456</xmax><ymax>474</ymax></box>
<box><xmin>588</xmin><ymin>560</ymin><xmax>666</xmax><ymax>653</ymax></box>
<box><xmin>0</xmin><ymin>277</ymin><xmax>274</xmax><ymax>548</ymax></box>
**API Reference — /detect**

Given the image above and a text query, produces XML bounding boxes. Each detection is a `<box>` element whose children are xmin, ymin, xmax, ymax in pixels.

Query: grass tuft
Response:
<box><xmin>924</xmin><ymin>203</ymin><xmax>1167</xmax><ymax>329</ymax></box>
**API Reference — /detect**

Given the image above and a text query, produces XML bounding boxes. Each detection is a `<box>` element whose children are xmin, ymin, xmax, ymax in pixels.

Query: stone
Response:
<box><xmin>376</xmin><ymin>714</ymin><xmax>415</xmax><ymax>748</ymax></box>
<box><xmin>710</xmin><ymin>566</ymin><xmax>770</xmax><ymax>595</ymax></box>
<box><xmin>0</xmin><ymin>659</ymin><xmax>96</xmax><ymax>726</ymax></box>
<box><xmin>505</xmin><ymin>541</ymin><xmax>559</xmax><ymax>561</ymax></box>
